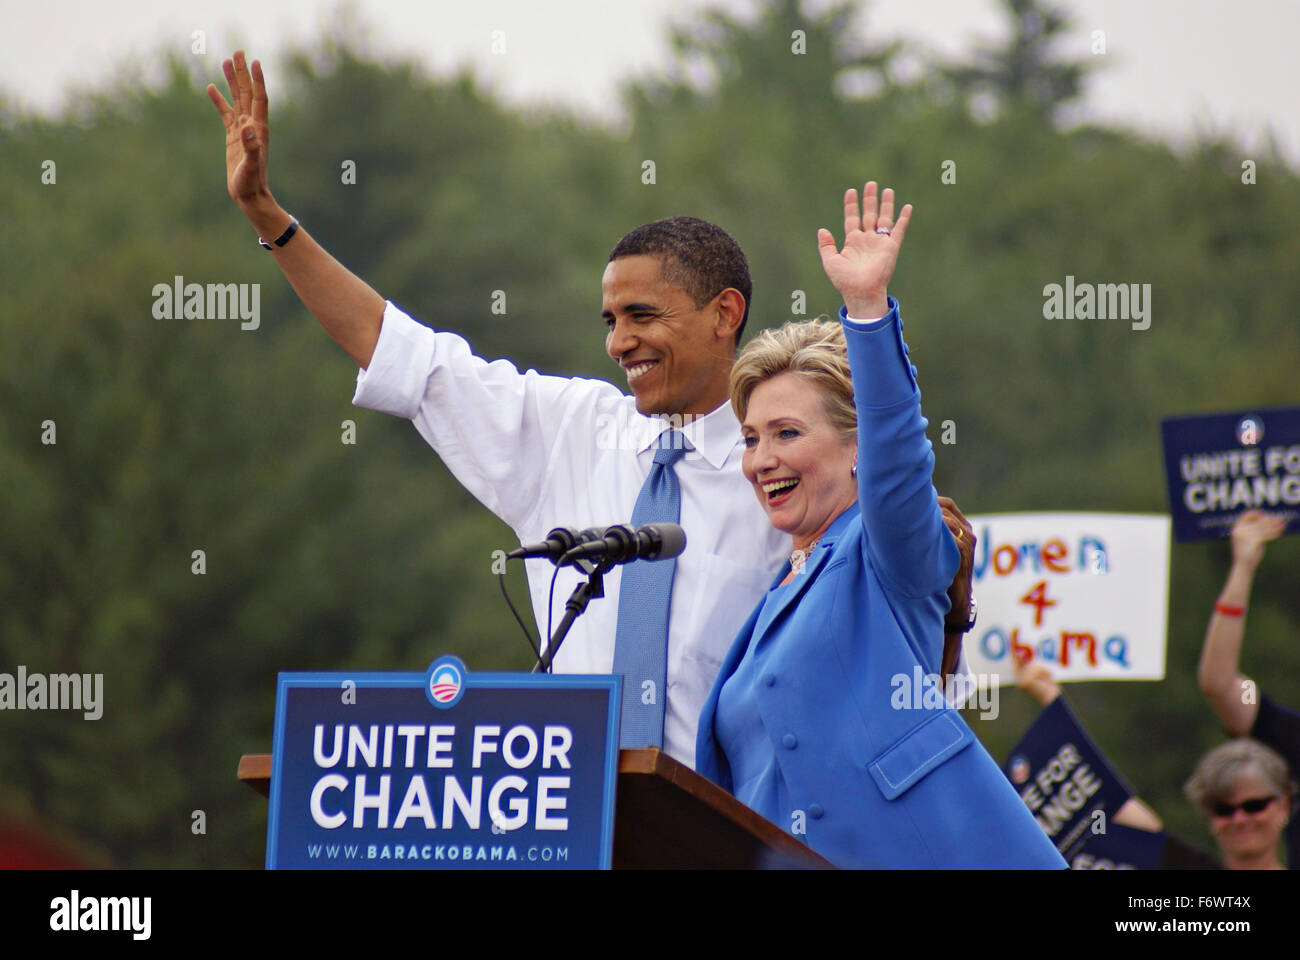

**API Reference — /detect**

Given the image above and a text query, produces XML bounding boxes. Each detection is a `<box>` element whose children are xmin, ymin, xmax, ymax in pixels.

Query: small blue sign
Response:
<box><xmin>1068</xmin><ymin>824</ymin><xmax>1167</xmax><ymax>870</ymax></box>
<box><xmin>266</xmin><ymin>660</ymin><xmax>621</xmax><ymax>869</ymax></box>
<box><xmin>1161</xmin><ymin>406</ymin><xmax>1300</xmax><ymax>542</ymax></box>
<box><xmin>1002</xmin><ymin>697</ymin><xmax>1135</xmax><ymax>861</ymax></box>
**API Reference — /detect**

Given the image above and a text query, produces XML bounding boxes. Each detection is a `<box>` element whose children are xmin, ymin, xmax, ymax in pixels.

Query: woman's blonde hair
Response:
<box><xmin>729</xmin><ymin>319</ymin><xmax>856</xmax><ymax>439</ymax></box>
<box><xmin>1183</xmin><ymin>738</ymin><xmax>1294</xmax><ymax>815</ymax></box>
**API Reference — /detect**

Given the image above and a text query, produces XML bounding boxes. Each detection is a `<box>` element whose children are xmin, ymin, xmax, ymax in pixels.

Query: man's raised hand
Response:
<box><xmin>206</xmin><ymin>51</ymin><xmax>272</xmax><ymax>207</ymax></box>
<box><xmin>201</xmin><ymin>51</ymin><xmax>385</xmax><ymax>368</ymax></box>
<box><xmin>816</xmin><ymin>182</ymin><xmax>911</xmax><ymax>319</ymax></box>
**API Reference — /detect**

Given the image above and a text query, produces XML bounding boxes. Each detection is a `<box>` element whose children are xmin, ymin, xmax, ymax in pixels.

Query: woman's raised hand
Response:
<box><xmin>817</xmin><ymin>182</ymin><xmax>911</xmax><ymax>319</ymax></box>
<box><xmin>1229</xmin><ymin>509</ymin><xmax>1286</xmax><ymax>572</ymax></box>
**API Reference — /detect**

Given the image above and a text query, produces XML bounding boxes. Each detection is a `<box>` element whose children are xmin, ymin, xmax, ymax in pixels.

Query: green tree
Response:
<box><xmin>1</xmin><ymin>1</ymin><xmax>1298</xmax><ymax>867</ymax></box>
<box><xmin>941</xmin><ymin>0</ymin><xmax>1093</xmax><ymax>121</ymax></box>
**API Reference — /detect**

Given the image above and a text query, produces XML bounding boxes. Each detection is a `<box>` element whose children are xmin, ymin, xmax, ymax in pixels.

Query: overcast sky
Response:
<box><xmin>2</xmin><ymin>0</ymin><xmax>1297</xmax><ymax>163</ymax></box>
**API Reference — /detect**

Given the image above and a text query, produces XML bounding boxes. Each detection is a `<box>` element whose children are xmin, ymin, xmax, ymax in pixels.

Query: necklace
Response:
<box><xmin>789</xmin><ymin>537</ymin><xmax>822</xmax><ymax>576</ymax></box>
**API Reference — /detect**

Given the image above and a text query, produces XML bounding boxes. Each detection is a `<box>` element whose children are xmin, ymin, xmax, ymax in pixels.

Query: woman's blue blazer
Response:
<box><xmin>695</xmin><ymin>302</ymin><xmax>1065</xmax><ymax>869</ymax></box>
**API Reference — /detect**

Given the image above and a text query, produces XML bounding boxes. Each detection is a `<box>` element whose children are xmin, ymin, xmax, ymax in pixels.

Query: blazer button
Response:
<box><xmin>763</xmin><ymin>674</ymin><xmax>776</xmax><ymax>687</ymax></box>
<box><xmin>808</xmin><ymin>803</ymin><xmax>824</xmax><ymax>820</ymax></box>
<box><xmin>782</xmin><ymin>733</ymin><xmax>798</xmax><ymax>750</ymax></box>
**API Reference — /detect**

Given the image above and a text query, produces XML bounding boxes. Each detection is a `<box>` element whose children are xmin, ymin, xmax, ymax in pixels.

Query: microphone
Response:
<box><xmin>558</xmin><ymin>523</ymin><xmax>686</xmax><ymax>567</ymax></box>
<box><xmin>506</xmin><ymin>526</ymin><xmax>609</xmax><ymax>562</ymax></box>
<box><xmin>506</xmin><ymin>527</ymin><xmax>582</xmax><ymax>562</ymax></box>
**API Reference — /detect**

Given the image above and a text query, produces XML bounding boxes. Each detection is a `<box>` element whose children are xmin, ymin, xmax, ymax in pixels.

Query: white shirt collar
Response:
<box><xmin>634</xmin><ymin>400</ymin><xmax>741</xmax><ymax>470</ymax></box>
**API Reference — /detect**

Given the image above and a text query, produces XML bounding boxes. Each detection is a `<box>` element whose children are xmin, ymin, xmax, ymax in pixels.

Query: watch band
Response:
<box><xmin>258</xmin><ymin>216</ymin><xmax>299</xmax><ymax>250</ymax></box>
<box><xmin>945</xmin><ymin>595</ymin><xmax>977</xmax><ymax>633</ymax></box>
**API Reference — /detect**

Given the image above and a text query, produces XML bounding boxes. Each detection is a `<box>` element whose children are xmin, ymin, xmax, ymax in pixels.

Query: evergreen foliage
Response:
<box><xmin>1</xmin><ymin>0</ymin><xmax>1296</xmax><ymax>866</ymax></box>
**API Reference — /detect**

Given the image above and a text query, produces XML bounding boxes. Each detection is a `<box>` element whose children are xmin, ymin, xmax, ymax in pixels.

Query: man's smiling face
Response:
<box><xmin>602</xmin><ymin>254</ymin><xmax>738</xmax><ymax>417</ymax></box>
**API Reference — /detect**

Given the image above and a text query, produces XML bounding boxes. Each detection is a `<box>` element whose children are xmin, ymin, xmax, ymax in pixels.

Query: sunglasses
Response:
<box><xmin>1210</xmin><ymin>796</ymin><xmax>1278</xmax><ymax>818</ymax></box>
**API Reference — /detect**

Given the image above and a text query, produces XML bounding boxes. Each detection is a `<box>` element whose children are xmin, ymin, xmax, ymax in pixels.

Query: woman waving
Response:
<box><xmin>695</xmin><ymin>184</ymin><xmax>1063</xmax><ymax>869</ymax></box>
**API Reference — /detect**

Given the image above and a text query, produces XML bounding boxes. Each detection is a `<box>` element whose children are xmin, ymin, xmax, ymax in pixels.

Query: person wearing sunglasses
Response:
<box><xmin>1184</xmin><ymin>739</ymin><xmax>1295</xmax><ymax>870</ymax></box>
<box><xmin>1197</xmin><ymin>509</ymin><xmax>1300</xmax><ymax>867</ymax></box>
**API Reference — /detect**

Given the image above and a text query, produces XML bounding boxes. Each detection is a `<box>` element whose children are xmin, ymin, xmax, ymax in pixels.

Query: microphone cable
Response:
<box><xmin>496</xmin><ymin>565</ymin><xmax>539</xmax><ymax>660</ymax></box>
<box><xmin>544</xmin><ymin>562</ymin><xmax>563</xmax><ymax>673</ymax></box>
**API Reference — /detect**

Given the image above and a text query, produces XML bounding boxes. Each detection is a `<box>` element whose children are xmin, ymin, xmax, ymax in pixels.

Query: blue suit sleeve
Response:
<box><xmin>841</xmin><ymin>299</ymin><xmax>959</xmax><ymax>600</ymax></box>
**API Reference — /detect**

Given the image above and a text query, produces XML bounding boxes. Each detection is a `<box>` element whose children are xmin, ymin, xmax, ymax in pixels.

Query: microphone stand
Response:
<box><xmin>532</xmin><ymin>558</ymin><xmax>611</xmax><ymax>674</ymax></box>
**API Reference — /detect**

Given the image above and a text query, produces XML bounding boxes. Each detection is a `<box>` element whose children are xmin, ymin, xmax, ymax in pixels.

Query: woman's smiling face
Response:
<box><xmin>1209</xmin><ymin>768</ymin><xmax>1289</xmax><ymax>864</ymax></box>
<box><xmin>741</xmin><ymin>371</ymin><xmax>858</xmax><ymax>551</ymax></box>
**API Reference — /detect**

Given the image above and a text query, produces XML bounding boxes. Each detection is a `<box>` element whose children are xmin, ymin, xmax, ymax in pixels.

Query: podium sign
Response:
<box><xmin>266</xmin><ymin>657</ymin><xmax>620</xmax><ymax>869</ymax></box>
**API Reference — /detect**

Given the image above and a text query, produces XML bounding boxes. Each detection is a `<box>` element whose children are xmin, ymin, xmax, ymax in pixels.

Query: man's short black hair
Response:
<box><xmin>608</xmin><ymin>216</ymin><xmax>751</xmax><ymax>345</ymax></box>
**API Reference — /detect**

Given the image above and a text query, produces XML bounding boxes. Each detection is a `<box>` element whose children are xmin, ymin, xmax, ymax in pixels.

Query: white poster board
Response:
<box><xmin>963</xmin><ymin>513</ymin><xmax>1170</xmax><ymax>687</ymax></box>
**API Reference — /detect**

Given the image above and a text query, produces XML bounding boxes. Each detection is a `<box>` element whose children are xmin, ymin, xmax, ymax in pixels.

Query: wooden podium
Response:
<box><xmin>238</xmin><ymin>747</ymin><xmax>829</xmax><ymax>869</ymax></box>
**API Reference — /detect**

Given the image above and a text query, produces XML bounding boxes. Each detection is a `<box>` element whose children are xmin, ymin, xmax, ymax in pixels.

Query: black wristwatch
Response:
<box><xmin>945</xmin><ymin>595</ymin><xmax>977</xmax><ymax>634</ymax></box>
<box><xmin>258</xmin><ymin>216</ymin><xmax>300</xmax><ymax>250</ymax></box>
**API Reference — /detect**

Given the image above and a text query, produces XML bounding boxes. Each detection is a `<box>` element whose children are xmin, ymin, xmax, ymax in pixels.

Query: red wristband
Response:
<box><xmin>1214</xmin><ymin>602</ymin><xmax>1245</xmax><ymax>617</ymax></box>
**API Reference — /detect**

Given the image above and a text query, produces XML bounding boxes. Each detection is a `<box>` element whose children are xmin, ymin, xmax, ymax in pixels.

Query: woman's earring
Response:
<box><xmin>851</xmin><ymin>461</ymin><xmax>858</xmax><ymax>478</ymax></box>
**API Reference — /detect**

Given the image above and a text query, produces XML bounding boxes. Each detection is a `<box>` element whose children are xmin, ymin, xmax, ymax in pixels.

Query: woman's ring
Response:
<box><xmin>875</xmin><ymin>226</ymin><xmax>892</xmax><ymax>235</ymax></box>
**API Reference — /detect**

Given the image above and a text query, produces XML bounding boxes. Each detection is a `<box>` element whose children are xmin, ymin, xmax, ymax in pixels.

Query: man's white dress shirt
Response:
<box><xmin>352</xmin><ymin>301</ymin><xmax>791</xmax><ymax>767</ymax></box>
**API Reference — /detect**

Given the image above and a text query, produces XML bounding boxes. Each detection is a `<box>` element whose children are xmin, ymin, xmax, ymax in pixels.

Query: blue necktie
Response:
<box><xmin>612</xmin><ymin>429</ymin><xmax>691</xmax><ymax>748</ymax></box>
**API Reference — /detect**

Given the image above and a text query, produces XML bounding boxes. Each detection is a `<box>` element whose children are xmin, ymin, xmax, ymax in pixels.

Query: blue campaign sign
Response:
<box><xmin>1068</xmin><ymin>824</ymin><xmax>1167</xmax><ymax>870</ymax></box>
<box><xmin>1003</xmin><ymin>697</ymin><xmax>1134</xmax><ymax>861</ymax></box>
<box><xmin>266</xmin><ymin>657</ymin><xmax>621</xmax><ymax>869</ymax></box>
<box><xmin>1161</xmin><ymin>406</ymin><xmax>1300</xmax><ymax>542</ymax></box>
